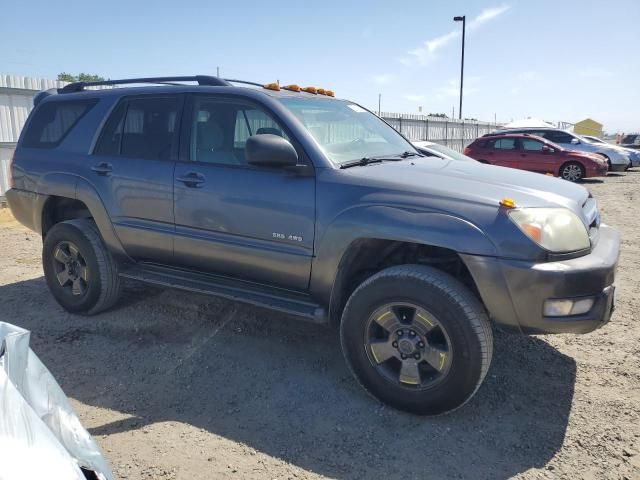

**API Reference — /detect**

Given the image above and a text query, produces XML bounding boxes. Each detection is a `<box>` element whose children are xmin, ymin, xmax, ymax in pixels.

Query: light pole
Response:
<box><xmin>378</xmin><ymin>93</ymin><xmax>381</xmax><ymax>116</ymax></box>
<box><xmin>453</xmin><ymin>15</ymin><xmax>465</xmax><ymax>120</ymax></box>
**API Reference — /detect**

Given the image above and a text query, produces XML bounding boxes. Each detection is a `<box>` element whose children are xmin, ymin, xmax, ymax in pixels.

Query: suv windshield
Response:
<box><xmin>278</xmin><ymin>97</ymin><xmax>416</xmax><ymax>165</ymax></box>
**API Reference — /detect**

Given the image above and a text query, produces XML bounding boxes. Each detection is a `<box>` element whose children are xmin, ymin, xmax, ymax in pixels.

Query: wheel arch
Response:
<box><xmin>326</xmin><ymin>238</ymin><xmax>488</xmax><ymax>326</ymax></box>
<box><xmin>37</xmin><ymin>174</ymin><xmax>129</xmax><ymax>262</ymax></box>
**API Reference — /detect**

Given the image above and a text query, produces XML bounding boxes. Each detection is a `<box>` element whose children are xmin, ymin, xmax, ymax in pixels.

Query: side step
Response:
<box><xmin>119</xmin><ymin>264</ymin><xmax>327</xmax><ymax>324</ymax></box>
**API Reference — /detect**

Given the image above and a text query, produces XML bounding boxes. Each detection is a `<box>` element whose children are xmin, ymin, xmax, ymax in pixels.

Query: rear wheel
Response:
<box><xmin>560</xmin><ymin>161</ymin><xmax>585</xmax><ymax>182</ymax></box>
<box><xmin>43</xmin><ymin>219</ymin><xmax>121</xmax><ymax>315</ymax></box>
<box><xmin>340</xmin><ymin>265</ymin><xmax>493</xmax><ymax>415</ymax></box>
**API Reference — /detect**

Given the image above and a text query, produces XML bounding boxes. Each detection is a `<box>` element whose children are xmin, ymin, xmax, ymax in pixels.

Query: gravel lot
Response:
<box><xmin>1</xmin><ymin>172</ymin><xmax>639</xmax><ymax>480</ymax></box>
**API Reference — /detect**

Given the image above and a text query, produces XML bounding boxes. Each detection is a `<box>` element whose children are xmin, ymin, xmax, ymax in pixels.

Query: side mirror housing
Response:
<box><xmin>246</xmin><ymin>134</ymin><xmax>298</xmax><ymax>167</ymax></box>
<box><xmin>542</xmin><ymin>145</ymin><xmax>554</xmax><ymax>154</ymax></box>
<box><xmin>570</xmin><ymin>138</ymin><xmax>580</xmax><ymax>145</ymax></box>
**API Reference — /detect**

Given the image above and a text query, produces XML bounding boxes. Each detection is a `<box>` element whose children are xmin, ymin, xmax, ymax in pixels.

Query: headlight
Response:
<box><xmin>508</xmin><ymin>208</ymin><xmax>590</xmax><ymax>252</ymax></box>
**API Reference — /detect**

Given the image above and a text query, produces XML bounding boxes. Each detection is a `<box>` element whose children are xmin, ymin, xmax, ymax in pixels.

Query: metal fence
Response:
<box><xmin>381</xmin><ymin>112</ymin><xmax>498</xmax><ymax>152</ymax></box>
<box><xmin>0</xmin><ymin>144</ymin><xmax>13</xmax><ymax>198</ymax></box>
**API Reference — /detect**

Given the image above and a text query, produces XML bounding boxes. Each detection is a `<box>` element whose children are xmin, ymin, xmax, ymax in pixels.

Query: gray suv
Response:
<box><xmin>7</xmin><ymin>76</ymin><xmax>620</xmax><ymax>415</ymax></box>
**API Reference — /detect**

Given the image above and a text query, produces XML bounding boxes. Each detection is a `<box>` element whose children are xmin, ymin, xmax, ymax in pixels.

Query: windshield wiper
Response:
<box><xmin>339</xmin><ymin>157</ymin><xmax>385</xmax><ymax>169</ymax></box>
<box><xmin>399</xmin><ymin>151</ymin><xmax>424</xmax><ymax>158</ymax></box>
<box><xmin>339</xmin><ymin>152</ymin><xmax>421</xmax><ymax>169</ymax></box>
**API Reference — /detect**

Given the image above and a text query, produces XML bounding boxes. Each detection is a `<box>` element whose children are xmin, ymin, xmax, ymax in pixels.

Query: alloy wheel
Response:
<box><xmin>51</xmin><ymin>241</ymin><xmax>89</xmax><ymax>296</ymax></box>
<box><xmin>561</xmin><ymin>164</ymin><xmax>583</xmax><ymax>181</ymax></box>
<box><xmin>364</xmin><ymin>302</ymin><xmax>452</xmax><ymax>389</ymax></box>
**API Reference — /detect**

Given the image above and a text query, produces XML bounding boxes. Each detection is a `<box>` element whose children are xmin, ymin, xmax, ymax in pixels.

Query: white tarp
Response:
<box><xmin>502</xmin><ymin>117</ymin><xmax>556</xmax><ymax>129</ymax></box>
<box><xmin>0</xmin><ymin>322</ymin><xmax>113</xmax><ymax>480</ymax></box>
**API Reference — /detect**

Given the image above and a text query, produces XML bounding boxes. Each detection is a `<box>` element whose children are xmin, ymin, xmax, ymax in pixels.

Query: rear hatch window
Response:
<box><xmin>22</xmin><ymin>99</ymin><xmax>97</xmax><ymax>149</ymax></box>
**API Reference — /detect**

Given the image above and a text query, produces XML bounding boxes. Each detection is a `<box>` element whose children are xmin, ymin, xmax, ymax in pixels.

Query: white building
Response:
<box><xmin>0</xmin><ymin>75</ymin><xmax>68</xmax><ymax>197</ymax></box>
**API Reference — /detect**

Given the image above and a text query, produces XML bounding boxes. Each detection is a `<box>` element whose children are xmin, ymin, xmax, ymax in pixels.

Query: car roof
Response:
<box><xmin>35</xmin><ymin>76</ymin><xmax>348</xmax><ymax>108</ymax></box>
<box><xmin>479</xmin><ymin>132</ymin><xmax>549</xmax><ymax>140</ymax></box>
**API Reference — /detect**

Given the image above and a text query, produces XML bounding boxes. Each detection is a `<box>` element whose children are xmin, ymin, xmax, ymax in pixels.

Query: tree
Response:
<box><xmin>57</xmin><ymin>72</ymin><xmax>76</xmax><ymax>82</ymax></box>
<box><xmin>428</xmin><ymin>113</ymin><xmax>448</xmax><ymax>118</ymax></box>
<box><xmin>57</xmin><ymin>72</ymin><xmax>105</xmax><ymax>82</ymax></box>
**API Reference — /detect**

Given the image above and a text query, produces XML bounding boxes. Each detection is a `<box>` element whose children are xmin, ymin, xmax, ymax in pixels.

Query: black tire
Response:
<box><xmin>42</xmin><ymin>219</ymin><xmax>121</xmax><ymax>315</ymax></box>
<box><xmin>559</xmin><ymin>161</ymin><xmax>585</xmax><ymax>182</ymax></box>
<box><xmin>340</xmin><ymin>264</ymin><xmax>493</xmax><ymax>415</ymax></box>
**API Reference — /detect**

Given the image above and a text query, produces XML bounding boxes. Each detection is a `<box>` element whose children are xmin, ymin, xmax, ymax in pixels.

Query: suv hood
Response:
<box><xmin>342</xmin><ymin>157</ymin><xmax>589</xmax><ymax>211</ymax></box>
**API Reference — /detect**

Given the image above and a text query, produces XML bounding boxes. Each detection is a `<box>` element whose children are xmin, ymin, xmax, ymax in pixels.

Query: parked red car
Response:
<box><xmin>464</xmin><ymin>133</ymin><xmax>608</xmax><ymax>182</ymax></box>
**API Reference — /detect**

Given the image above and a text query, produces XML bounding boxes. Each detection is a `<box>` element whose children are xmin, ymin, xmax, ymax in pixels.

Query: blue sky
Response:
<box><xmin>3</xmin><ymin>0</ymin><xmax>639</xmax><ymax>132</ymax></box>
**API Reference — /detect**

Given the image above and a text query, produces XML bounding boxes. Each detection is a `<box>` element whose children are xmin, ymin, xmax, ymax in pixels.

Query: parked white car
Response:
<box><xmin>412</xmin><ymin>141</ymin><xmax>477</xmax><ymax>162</ymax></box>
<box><xmin>0</xmin><ymin>322</ymin><xmax>113</xmax><ymax>480</ymax></box>
<box><xmin>581</xmin><ymin>135</ymin><xmax>640</xmax><ymax>167</ymax></box>
<box><xmin>491</xmin><ymin>127</ymin><xmax>630</xmax><ymax>171</ymax></box>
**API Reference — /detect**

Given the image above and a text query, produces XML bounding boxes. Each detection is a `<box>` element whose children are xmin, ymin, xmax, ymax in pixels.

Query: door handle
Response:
<box><xmin>176</xmin><ymin>172</ymin><xmax>205</xmax><ymax>187</ymax></box>
<box><xmin>91</xmin><ymin>162</ymin><xmax>112</xmax><ymax>176</ymax></box>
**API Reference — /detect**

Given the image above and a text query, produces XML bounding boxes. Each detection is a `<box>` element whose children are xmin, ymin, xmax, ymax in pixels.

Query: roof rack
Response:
<box><xmin>60</xmin><ymin>75</ymin><xmax>231</xmax><ymax>93</ymax></box>
<box><xmin>223</xmin><ymin>79</ymin><xmax>264</xmax><ymax>88</ymax></box>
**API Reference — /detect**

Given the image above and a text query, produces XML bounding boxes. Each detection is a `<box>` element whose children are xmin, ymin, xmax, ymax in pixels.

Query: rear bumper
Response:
<box><xmin>462</xmin><ymin>225</ymin><xmax>620</xmax><ymax>334</ymax></box>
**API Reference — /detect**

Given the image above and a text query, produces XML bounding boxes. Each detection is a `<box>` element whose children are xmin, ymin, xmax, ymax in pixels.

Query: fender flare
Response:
<box><xmin>74</xmin><ymin>177</ymin><xmax>130</xmax><ymax>261</ymax></box>
<box><xmin>35</xmin><ymin>173</ymin><xmax>129</xmax><ymax>262</ymax></box>
<box><xmin>309</xmin><ymin>205</ymin><xmax>497</xmax><ymax>322</ymax></box>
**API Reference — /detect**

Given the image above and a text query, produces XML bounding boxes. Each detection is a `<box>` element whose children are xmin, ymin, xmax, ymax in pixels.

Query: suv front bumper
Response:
<box><xmin>461</xmin><ymin>225</ymin><xmax>620</xmax><ymax>334</ymax></box>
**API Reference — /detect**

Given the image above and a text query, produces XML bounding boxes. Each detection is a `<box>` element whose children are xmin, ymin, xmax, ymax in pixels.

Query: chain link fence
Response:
<box><xmin>381</xmin><ymin>112</ymin><xmax>499</xmax><ymax>152</ymax></box>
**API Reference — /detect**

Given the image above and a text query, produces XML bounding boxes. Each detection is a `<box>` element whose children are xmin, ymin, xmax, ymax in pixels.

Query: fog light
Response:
<box><xmin>544</xmin><ymin>298</ymin><xmax>595</xmax><ymax>317</ymax></box>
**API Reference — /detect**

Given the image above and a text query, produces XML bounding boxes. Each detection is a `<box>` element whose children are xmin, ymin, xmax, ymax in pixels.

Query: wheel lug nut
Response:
<box><xmin>418</xmin><ymin>341</ymin><xmax>425</xmax><ymax>348</ymax></box>
<box><xmin>414</xmin><ymin>353</ymin><xmax>420</xmax><ymax>360</ymax></box>
<box><xmin>392</xmin><ymin>341</ymin><xmax>398</xmax><ymax>348</ymax></box>
<box><xmin>397</xmin><ymin>330</ymin><xmax>404</xmax><ymax>337</ymax></box>
<box><xmin>401</xmin><ymin>354</ymin><xmax>407</xmax><ymax>360</ymax></box>
<box><xmin>409</xmin><ymin>330</ymin><xmax>416</xmax><ymax>337</ymax></box>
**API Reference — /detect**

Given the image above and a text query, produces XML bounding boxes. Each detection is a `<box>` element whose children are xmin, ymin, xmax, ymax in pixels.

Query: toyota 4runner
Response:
<box><xmin>7</xmin><ymin>76</ymin><xmax>620</xmax><ymax>415</ymax></box>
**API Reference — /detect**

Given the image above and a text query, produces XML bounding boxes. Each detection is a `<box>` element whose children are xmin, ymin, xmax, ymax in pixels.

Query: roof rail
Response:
<box><xmin>223</xmin><ymin>79</ymin><xmax>264</xmax><ymax>88</ymax></box>
<box><xmin>60</xmin><ymin>75</ymin><xmax>231</xmax><ymax>93</ymax></box>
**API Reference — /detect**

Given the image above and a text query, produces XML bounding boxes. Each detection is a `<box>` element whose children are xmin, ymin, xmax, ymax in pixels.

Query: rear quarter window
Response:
<box><xmin>22</xmin><ymin>99</ymin><xmax>97</xmax><ymax>149</ymax></box>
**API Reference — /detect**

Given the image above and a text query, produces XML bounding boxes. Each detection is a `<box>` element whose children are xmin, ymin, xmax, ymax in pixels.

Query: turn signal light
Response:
<box><xmin>283</xmin><ymin>84</ymin><xmax>301</xmax><ymax>92</ymax></box>
<box><xmin>301</xmin><ymin>86</ymin><xmax>317</xmax><ymax>94</ymax></box>
<box><xmin>263</xmin><ymin>82</ymin><xmax>280</xmax><ymax>91</ymax></box>
<box><xmin>499</xmin><ymin>197</ymin><xmax>516</xmax><ymax>208</ymax></box>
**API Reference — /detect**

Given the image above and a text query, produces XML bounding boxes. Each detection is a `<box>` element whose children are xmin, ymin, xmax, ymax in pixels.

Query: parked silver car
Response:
<box><xmin>490</xmin><ymin>127</ymin><xmax>630</xmax><ymax>171</ymax></box>
<box><xmin>581</xmin><ymin>135</ymin><xmax>640</xmax><ymax>167</ymax></box>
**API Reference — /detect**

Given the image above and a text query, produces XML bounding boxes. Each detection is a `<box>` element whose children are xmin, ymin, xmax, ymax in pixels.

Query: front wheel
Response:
<box><xmin>560</xmin><ymin>162</ymin><xmax>585</xmax><ymax>182</ymax></box>
<box><xmin>340</xmin><ymin>265</ymin><xmax>493</xmax><ymax>415</ymax></box>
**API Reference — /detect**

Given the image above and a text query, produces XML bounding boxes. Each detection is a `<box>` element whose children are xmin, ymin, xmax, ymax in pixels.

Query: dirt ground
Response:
<box><xmin>1</xmin><ymin>172</ymin><xmax>639</xmax><ymax>480</ymax></box>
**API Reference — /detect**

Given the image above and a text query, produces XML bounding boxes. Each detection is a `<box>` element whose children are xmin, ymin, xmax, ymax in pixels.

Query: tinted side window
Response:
<box><xmin>191</xmin><ymin>98</ymin><xmax>288</xmax><ymax>165</ymax></box>
<box><xmin>543</xmin><ymin>131</ymin><xmax>574</xmax><ymax>144</ymax></box>
<box><xmin>522</xmin><ymin>139</ymin><xmax>544</xmax><ymax>151</ymax></box>
<box><xmin>94</xmin><ymin>101</ymin><xmax>127</xmax><ymax>156</ymax></box>
<box><xmin>492</xmin><ymin>138</ymin><xmax>516</xmax><ymax>150</ymax></box>
<box><xmin>121</xmin><ymin>97</ymin><xmax>181</xmax><ymax>160</ymax></box>
<box><xmin>22</xmin><ymin>99</ymin><xmax>97</xmax><ymax>149</ymax></box>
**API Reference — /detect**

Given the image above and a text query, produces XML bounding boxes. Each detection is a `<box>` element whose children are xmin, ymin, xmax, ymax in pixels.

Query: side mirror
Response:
<box><xmin>570</xmin><ymin>138</ymin><xmax>580</xmax><ymax>145</ymax></box>
<box><xmin>246</xmin><ymin>134</ymin><xmax>298</xmax><ymax>167</ymax></box>
<box><xmin>542</xmin><ymin>145</ymin><xmax>554</xmax><ymax>154</ymax></box>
